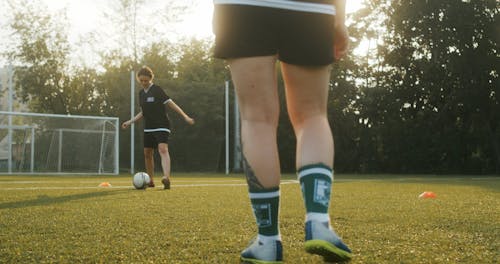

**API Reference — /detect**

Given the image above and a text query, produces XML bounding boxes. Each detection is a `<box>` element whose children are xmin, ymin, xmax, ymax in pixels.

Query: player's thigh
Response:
<box><xmin>143</xmin><ymin>147</ymin><xmax>154</xmax><ymax>158</ymax></box>
<box><xmin>281</xmin><ymin>63</ymin><xmax>331</xmax><ymax>124</ymax></box>
<box><xmin>228</xmin><ymin>56</ymin><xmax>280</xmax><ymax>123</ymax></box>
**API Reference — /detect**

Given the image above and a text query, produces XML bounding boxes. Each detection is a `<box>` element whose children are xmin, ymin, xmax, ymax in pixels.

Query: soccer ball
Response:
<box><xmin>132</xmin><ymin>172</ymin><xmax>151</xmax><ymax>189</ymax></box>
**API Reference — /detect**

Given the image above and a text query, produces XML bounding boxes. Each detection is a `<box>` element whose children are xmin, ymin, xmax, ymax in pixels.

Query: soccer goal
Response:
<box><xmin>0</xmin><ymin>111</ymin><xmax>119</xmax><ymax>175</ymax></box>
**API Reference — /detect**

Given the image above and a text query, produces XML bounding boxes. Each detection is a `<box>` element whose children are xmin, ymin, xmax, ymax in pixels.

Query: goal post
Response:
<box><xmin>224</xmin><ymin>80</ymin><xmax>243</xmax><ymax>175</ymax></box>
<box><xmin>0</xmin><ymin>111</ymin><xmax>119</xmax><ymax>175</ymax></box>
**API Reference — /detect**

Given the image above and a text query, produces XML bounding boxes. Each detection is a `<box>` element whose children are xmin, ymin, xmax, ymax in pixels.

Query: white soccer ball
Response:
<box><xmin>132</xmin><ymin>172</ymin><xmax>151</xmax><ymax>189</ymax></box>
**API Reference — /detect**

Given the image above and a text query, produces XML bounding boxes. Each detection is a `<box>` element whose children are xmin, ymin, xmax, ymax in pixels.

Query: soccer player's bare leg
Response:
<box><xmin>281</xmin><ymin>63</ymin><xmax>333</xmax><ymax>169</ymax></box>
<box><xmin>158</xmin><ymin>143</ymin><xmax>171</xmax><ymax>189</ymax></box>
<box><xmin>229</xmin><ymin>56</ymin><xmax>281</xmax><ymax>188</ymax></box>
<box><xmin>144</xmin><ymin>147</ymin><xmax>155</xmax><ymax>187</ymax></box>
<box><xmin>228</xmin><ymin>56</ymin><xmax>283</xmax><ymax>263</ymax></box>
<box><xmin>282</xmin><ymin>62</ymin><xmax>352</xmax><ymax>262</ymax></box>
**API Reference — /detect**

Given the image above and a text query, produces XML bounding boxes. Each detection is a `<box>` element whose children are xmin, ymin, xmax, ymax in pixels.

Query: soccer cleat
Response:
<box><xmin>161</xmin><ymin>178</ymin><xmax>171</xmax><ymax>190</ymax></box>
<box><xmin>304</xmin><ymin>221</ymin><xmax>352</xmax><ymax>262</ymax></box>
<box><xmin>240</xmin><ymin>237</ymin><xmax>283</xmax><ymax>264</ymax></box>
<box><xmin>148</xmin><ymin>181</ymin><xmax>155</xmax><ymax>188</ymax></box>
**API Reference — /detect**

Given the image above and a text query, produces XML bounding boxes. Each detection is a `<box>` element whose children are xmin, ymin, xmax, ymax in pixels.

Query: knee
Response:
<box><xmin>241</xmin><ymin>106</ymin><xmax>280</xmax><ymax>126</ymax></box>
<box><xmin>289</xmin><ymin>111</ymin><xmax>328</xmax><ymax>131</ymax></box>
<box><xmin>144</xmin><ymin>149</ymin><xmax>154</xmax><ymax>160</ymax></box>
<box><xmin>157</xmin><ymin>145</ymin><xmax>169</xmax><ymax>156</ymax></box>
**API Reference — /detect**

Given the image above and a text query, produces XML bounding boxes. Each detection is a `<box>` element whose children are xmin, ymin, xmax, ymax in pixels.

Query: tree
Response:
<box><xmin>355</xmin><ymin>0</ymin><xmax>499</xmax><ymax>174</ymax></box>
<box><xmin>102</xmin><ymin>0</ymin><xmax>190</xmax><ymax>66</ymax></box>
<box><xmin>7</xmin><ymin>1</ymin><xmax>71</xmax><ymax>114</ymax></box>
<box><xmin>4</xmin><ymin>0</ymin><xmax>117</xmax><ymax>116</ymax></box>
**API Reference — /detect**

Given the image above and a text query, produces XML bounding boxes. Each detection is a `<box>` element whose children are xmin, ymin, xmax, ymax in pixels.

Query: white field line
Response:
<box><xmin>0</xmin><ymin>180</ymin><xmax>299</xmax><ymax>191</ymax></box>
<box><xmin>0</xmin><ymin>179</ymin><xmax>249</xmax><ymax>184</ymax></box>
<box><xmin>0</xmin><ymin>177</ymin><xmax>497</xmax><ymax>191</ymax></box>
<box><xmin>2</xmin><ymin>176</ymin><xmax>497</xmax><ymax>185</ymax></box>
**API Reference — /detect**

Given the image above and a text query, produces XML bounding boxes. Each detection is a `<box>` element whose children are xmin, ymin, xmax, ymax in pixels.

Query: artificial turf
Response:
<box><xmin>0</xmin><ymin>174</ymin><xmax>498</xmax><ymax>263</ymax></box>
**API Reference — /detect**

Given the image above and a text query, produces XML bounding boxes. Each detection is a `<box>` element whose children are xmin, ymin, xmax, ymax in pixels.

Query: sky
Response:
<box><xmin>41</xmin><ymin>0</ymin><xmax>216</xmax><ymax>40</ymax></box>
<box><xmin>45</xmin><ymin>0</ymin><xmax>364</xmax><ymax>40</ymax></box>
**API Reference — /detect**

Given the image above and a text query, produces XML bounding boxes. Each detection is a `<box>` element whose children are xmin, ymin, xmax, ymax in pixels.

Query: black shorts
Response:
<box><xmin>213</xmin><ymin>4</ymin><xmax>336</xmax><ymax>66</ymax></box>
<box><xmin>143</xmin><ymin>131</ymin><xmax>170</xmax><ymax>148</ymax></box>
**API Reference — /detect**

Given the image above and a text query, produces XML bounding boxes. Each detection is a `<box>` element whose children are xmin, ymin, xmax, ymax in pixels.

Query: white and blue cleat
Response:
<box><xmin>304</xmin><ymin>220</ymin><xmax>352</xmax><ymax>263</ymax></box>
<box><xmin>240</xmin><ymin>237</ymin><xmax>283</xmax><ymax>264</ymax></box>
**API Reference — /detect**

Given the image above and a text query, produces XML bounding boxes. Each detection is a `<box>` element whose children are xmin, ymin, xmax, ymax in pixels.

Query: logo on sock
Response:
<box><xmin>253</xmin><ymin>203</ymin><xmax>272</xmax><ymax>228</ymax></box>
<box><xmin>314</xmin><ymin>179</ymin><xmax>331</xmax><ymax>207</ymax></box>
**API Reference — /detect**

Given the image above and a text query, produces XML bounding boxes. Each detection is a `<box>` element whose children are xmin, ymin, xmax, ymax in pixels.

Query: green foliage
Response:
<box><xmin>4</xmin><ymin>0</ymin><xmax>498</xmax><ymax>174</ymax></box>
<box><xmin>6</xmin><ymin>1</ymin><xmax>110</xmax><ymax>116</ymax></box>
<box><xmin>351</xmin><ymin>0</ymin><xmax>499</xmax><ymax>174</ymax></box>
<box><xmin>0</xmin><ymin>174</ymin><xmax>498</xmax><ymax>263</ymax></box>
<box><xmin>7</xmin><ymin>1</ymin><xmax>71</xmax><ymax>114</ymax></box>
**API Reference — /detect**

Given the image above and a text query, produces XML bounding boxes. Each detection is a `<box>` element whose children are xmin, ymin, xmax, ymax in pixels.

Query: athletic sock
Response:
<box><xmin>248</xmin><ymin>187</ymin><xmax>281</xmax><ymax>240</ymax></box>
<box><xmin>298</xmin><ymin>163</ymin><xmax>333</xmax><ymax>224</ymax></box>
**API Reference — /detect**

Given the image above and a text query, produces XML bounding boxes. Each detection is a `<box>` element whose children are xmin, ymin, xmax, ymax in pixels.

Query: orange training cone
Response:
<box><xmin>99</xmin><ymin>182</ymin><xmax>112</xmax><ymax>187</ymax></box>
<box><xmin>418</xmin><ymin>191</ymin><xmax>436</xmax><ymax>199</ymax></box>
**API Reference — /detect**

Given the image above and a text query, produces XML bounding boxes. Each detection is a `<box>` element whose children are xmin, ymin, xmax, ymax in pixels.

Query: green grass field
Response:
<box><xmin>0</xmin><ymin>174</ymin><xmax>498</xmax><ymax>263</ymax></box>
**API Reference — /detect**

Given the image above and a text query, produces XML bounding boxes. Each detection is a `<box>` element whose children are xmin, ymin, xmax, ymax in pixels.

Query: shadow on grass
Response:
<box><xmin>0</xmin><ymin>190</ymin><xmax>127</xmax><ymax>210</ymax></box>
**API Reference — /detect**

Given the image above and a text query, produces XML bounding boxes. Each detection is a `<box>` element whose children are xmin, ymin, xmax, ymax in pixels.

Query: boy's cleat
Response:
<box><xmin>305</xmin><ymin>221</ymin><xmax>352</xmax><ymax>263</ymax></box>
<box><xmin>148</xmin><ymin>182</ymin><xmax>155</xmax><ymax>188</ymax></box>
<box><xmin>161</xmin><ymin>178</ymin><xmax>171</xmax><ymax>190</ymax></box>
<box><xmin>240</xmin><ymin>237</ymin><xmax>283</xmax><ymax>264</ymax></box>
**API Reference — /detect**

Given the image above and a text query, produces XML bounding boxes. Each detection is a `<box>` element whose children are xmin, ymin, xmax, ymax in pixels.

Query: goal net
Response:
<box><xmin>0</xmin><ymin>111</ymin><xmax>119</xmax><ymax>174</ymax></box>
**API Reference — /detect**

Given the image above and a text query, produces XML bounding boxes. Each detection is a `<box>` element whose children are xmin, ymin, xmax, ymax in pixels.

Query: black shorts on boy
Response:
<box><xmin>143</xmin><ymin>131</ymin><xmax>170</xmax><ymax>148</ymax></box>
<box><xmin>213</xmin><ymin>3</ymin><xmax>336</xmax><ymax>66</ymax></box>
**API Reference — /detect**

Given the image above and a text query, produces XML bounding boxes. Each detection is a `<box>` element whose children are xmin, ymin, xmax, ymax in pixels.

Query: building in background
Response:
<box><xmin>0</xmin><ymin>66</ymin><xmax>27</xmax><ymax>112</ymax></box>
<box><xmin>0</xmin><ymin>66</ymin><xmax>28</xmax><ymax>171</ymax></box>
<box><xmin>0</xmin><ymin>66</ymin><xmax>9</xmax><ymax>111</ymax></box>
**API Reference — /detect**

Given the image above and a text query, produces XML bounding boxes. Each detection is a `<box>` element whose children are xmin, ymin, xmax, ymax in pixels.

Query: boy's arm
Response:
<box><xmin>166</xmin><ymin>100</ymin><xmax>195</xmax><ymax>125</ymax></box>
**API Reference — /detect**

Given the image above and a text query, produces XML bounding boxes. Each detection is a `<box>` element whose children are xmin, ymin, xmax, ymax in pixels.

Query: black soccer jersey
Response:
<box><xmin>139</xmin><ymin>84</ymin><xmax>171</xmax><ymax>132</ymax></box>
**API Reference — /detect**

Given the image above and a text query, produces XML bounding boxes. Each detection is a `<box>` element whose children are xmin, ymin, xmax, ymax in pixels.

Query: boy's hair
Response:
<box><xmin>137</xmin><ymin>66</ymin><xmax>154</xmax><ymax>79</ymax></box>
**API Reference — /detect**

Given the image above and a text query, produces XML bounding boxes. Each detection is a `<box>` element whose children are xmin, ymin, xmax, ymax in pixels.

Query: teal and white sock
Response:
<box><xmin>298</xmin><ymin>164</ymin><xmax>333</xmax><ymax>224</ymax></box>
<box><xmin>249</xmin><ymin>188</ymin><xmax>281</xmax><ymax>241</ymax></box>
